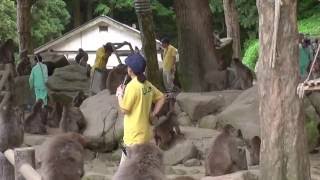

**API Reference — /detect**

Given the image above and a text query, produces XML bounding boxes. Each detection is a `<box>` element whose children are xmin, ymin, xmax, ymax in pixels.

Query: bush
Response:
<box><xmin>243</xmin><ymin>39</ymin><xmax>259</xmax><ymax>71</ymax></box>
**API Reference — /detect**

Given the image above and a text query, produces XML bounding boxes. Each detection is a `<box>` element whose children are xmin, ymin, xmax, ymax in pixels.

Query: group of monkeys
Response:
<box><xmin>30</xmin><ymin>122</ymin><xmax>260</xmax><ymax>180</ymax></box>
<box><xmin>24</xmin><ymin>91</ymin><xmax>87</xmax><ymax>135</ymax></box>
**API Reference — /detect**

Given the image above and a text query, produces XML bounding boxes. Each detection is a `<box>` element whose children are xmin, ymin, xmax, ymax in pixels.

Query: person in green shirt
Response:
<box><xmin>299</xmin><ymin>39</ymin><xmax>312</xmax><ymax>78</ymax></box>
<box><xmin>29</xmin><ymin>54</ymin><xmax>49</xmax><ymax>105</ymax></box>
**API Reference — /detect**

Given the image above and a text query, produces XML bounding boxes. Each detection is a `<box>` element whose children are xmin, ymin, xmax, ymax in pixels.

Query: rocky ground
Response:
<box><xmin>20</xmin><ymin>85</ymin><xmax>320</xmax><ymax>180</ymax></box>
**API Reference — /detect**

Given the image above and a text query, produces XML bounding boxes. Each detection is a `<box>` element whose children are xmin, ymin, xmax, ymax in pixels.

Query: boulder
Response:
<box><xmin>39</xmin><ymin>52</ymin><xmax>70</xmax><ymax>76</ymax></box>
<box><xmin>199</xmin><ymin>115</ymin><xmax>218</xmax><ymax>129</ymax></box>
<box><xmin>179</xmin><ymin>127</ymin><xmax>220</xmax><ymax>159</ymax></box>
<box><xmin>177</xmin><ymin>112</ymin><xmax>193</xmax><ymax>126</ymax></box>
<box><xmin>80</xmin><ymin>90</ymin><xmax>123</xmax><ymax>152</ymax></box>
<box><xmin>216</xmin><ymin>86</ymin><xmax>259</xmax><ymax>139</ymax></box>
<box><xmin>47</xmin><ymin>64</ymin><xmax>90</xmax><ymax>104</ymax></box>
<box><xmin>176</xmin><ymin>90</ymin><xmax>242</xmax><ymax>123</ymax></box>
<box><xmin>183</xmin><ymin>158</ymin><xmax>201</xmax><ymax>167</ymax></box>
<box><xmin>216</xmin><ymin>86</ymin><xmax>320</xmax><ymax>151</ymax></box>
<box><xmin>163</xmin><ymin>140</ymin><xmax>198</xmax><ymax>166</ymax></box>
<box><xmin>201</xmin><ymin>170</ymin><xmax>259</xmax><ymax>180</ymax></box>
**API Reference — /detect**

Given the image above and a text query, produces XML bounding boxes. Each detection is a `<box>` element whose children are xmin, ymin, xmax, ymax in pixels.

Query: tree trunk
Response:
<box><xmin>16</xmin><ymin>0</ymin><xmax>32</xmax><ymax>54</ymax></box>
<box><xmin>223</xmin><ymin>0</ymin><xmax>241</xmax><ymax>59</ymax></box>
<box><xmin>134</xmin><ymin>0</ymin><xmax>163</xmax><ymax>90</ymax></box>
<box><xmin>73</xmin><ymin>0</ymin><xmax>81</xmax><ymax>27</ymax></box>
<box><xmin>257</xmin><ymin>0</ymin><xmax>311</xmax><ymax>180</ymax></box>
<box><xmin>174</xmin><ymin>0</ymin><xmax>225</xmax><ymax>92</ymax></box>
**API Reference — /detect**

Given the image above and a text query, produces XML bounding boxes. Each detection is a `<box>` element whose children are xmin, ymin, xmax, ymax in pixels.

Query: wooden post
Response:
<box><xmin>16</xmin><ymin>0</ymin><xmax>32</xmax><ymax>54</ymax></box>
<box><xmin>14</xmin><ymin>147</ymin><xmax>36</xmax><ymax>180</ymax></box>
<box><xmin>0</xmin><ymin>152</ymin><xmax>14</xmax><ymax>180</ymax></box>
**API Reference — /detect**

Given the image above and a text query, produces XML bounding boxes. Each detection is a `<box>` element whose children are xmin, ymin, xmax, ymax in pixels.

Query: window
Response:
<box><xmin>99</xmin><ymin>26</ymin><xmax>108</xmax><ymax>32</ymax></box>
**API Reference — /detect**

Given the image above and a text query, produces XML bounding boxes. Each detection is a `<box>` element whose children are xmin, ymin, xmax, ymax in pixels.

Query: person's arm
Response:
<box><xmin>151</xmin><ymin>95</ymin><xmax>165</xmax><ymax>117</ymax></box>
<box><xmin>117</xmin><ymin>85</ymin><xmax>135</xmax><ymax>114</ymax></box>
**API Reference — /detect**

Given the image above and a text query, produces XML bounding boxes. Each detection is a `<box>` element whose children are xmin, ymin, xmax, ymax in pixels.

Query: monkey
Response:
<box><xmin>46</xmin><ymin>102</ymin><xmax>63</xmax><ymax>128</ymax></box>
<box><xmin>0</xmin><ymin>39</ymin><xmax>15</xmax><ymax>64</ymax></box>
<box><xmin>245</xmin><ymin>136</ymin><xmax>261</xmax><ymax>166</ymax></box>
<box><xmin>24</xmin><ymin>99</ymin><xmax>47</xmax><ymax>134</ymax></box>
<box><xmin>39</xmin><ymin>132</ymin><xmax>87</xmax><ymax>180</ymax></box>
<box><xmin>60</xmin><ymin>104</ymin><xmax>86</xmax><ymax>133</ymax></box>
<box><xmin>232</xmin><ymin>58</ymin><xmax>254</xmax><ymax>90</ymax></box>
<box><xmin>106</xmin><ymin>64</ymin><xmax>128</xmax><ymax>94</ymax></box>
<box><xmin>153</xmin><ymin>95</ymin><xmax>183</xmax><ymax>150</ymax></box>
<box><xmin>0</xmin><ymin>97</ymin><xmax>24</xmax><ymax>152</ymax></box>
<box><xmin>205</xmin><ymin>124</ymin><xmax>248</xmax><ymax>176</ymax></box>
<box><xmin>113</xmin><ymin>143</ymin><xmax>166</xmax><ymax>180</ymax></box>
<box><xmin>72</xmin><ymin>91</ymin><xmax>87</xmax><ymax>107</ymax></box>
<box><xmin>172</xmin><ymin>176</ymin><xmax>196</xmax><ymax>180</ymax></box>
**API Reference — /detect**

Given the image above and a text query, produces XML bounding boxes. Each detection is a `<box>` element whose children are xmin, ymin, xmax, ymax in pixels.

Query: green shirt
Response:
<box><xmin>29</xmin><ymin>63</ymin><xmax>48</xmax><ymax>90</ymax></box>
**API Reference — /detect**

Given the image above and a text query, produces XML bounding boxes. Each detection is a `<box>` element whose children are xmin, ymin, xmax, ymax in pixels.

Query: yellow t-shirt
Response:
<box><xmin>163</xmin><ymin>45</ymin><xmax>177</xmax><ymax>71</ymax></box>
<box><xmin>93</xmin><ymin>47</ymin><xmax>109</xmax><ymax>70</ymax></box>
<box><xmin>120</xmin><ymin>77</ymin><xmax>164</xmax><ymax>146</ymax></box>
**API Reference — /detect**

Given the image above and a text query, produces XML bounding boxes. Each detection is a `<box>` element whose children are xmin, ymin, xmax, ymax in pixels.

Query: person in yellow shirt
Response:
<box><xmin>90</xmin><ymin>43</ymin><xmax>114</xmax><ymax>94</ymax></box>
<box><xmin>116</xmin><ymin>53</ymin><xmax>165</xmax><ymax>166</ymax></box>
<box><xmin>161</xmin><ymin>37</ymin><xmax>177</xmax><ymax>92</ymax></box>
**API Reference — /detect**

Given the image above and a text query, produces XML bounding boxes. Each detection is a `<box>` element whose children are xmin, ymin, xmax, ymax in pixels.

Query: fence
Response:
<box><xmin>0</xmin><ymin>147</ymin><xmax>41</xmax><ymax>180</ymax></box>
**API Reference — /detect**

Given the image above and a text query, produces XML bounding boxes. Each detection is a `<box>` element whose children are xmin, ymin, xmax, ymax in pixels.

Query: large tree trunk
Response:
<box><xmin>16</xmin><ymin>0</ymin><xmax>32</xmax><ymax>54</ymax></box>
<box><xmin>134</xmin><ymin>0</ymin><xmax>163</xmax><ymax>90</ymax></box>
<box><xmin>257</xmin><ymin>0</ymin><xmax>311</xmax><ymax>180</ymax></box>
<box><xmin>174</xmin><ymin>0</ymin><xmax>225</xmax><ymax>92</ymax></box>
<box><xmin>223</xmin><ymin>0</ymin><xmax>241</xmax><ymax>59</ymax></box>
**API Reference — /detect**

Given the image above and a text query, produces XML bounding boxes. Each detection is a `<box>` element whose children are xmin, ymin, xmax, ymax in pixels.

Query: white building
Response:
<box><xmin>35</xmin><ymin>16</ymin><xmax>163</xmax><ymax>69</ymax></box>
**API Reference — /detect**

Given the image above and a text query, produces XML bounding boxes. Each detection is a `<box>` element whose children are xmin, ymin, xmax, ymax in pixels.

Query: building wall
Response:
<box><xmin>50</xmin><ymin>22</ymin><xmax>162</xmax><ymax>68</ymax></box>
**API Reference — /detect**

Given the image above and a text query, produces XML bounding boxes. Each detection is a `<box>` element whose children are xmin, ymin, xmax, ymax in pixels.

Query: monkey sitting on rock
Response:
<box><xmin>39</xmin><ymin>132</ymin><xmax>87</xmax><ymax>180</ymax></box>
<box><xmin>24</xmin><ymin>99</ymin><xmax>48</xmax><ymax>134</ymax></box>
<box><xmin>152</xmin><ymin>94</ymin><xmax>183</xmax><ymax>150</ymax></box>
<box><xmin>113</xmin><ymin>143</ymin><xmax>166</xmax><ymax>180</ymax></box>
<box><xmin>205</xmin><ymin>124</ymin><xmax>248</xmax><ymax>176</ymax></box>
<box><xmin>245</xmin><ymin>136</ymin><xmax>261</xmax><ymax>166</ymax></box>
<box><xmin>60</xmin><ymin>104</ymin><xmax>86</xmax><ymax>133</ymax></box>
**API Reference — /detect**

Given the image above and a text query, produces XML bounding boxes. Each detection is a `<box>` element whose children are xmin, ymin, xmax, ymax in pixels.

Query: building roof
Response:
<box><xmin>35</xmin><ymin>16</ymin><xmax>161</xmax><ymax>53</ymax></box>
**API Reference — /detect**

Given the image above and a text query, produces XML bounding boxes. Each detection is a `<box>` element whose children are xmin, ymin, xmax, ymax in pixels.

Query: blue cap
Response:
<box><xmin>125</xmin><ymin>53</ymin><xmax>146</xmax><ymax>74</ymax></box>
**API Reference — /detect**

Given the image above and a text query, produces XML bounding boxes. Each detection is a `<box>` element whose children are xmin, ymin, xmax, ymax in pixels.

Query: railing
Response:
<box><xmin>0</xmin><ymin>64</ymin><xmax>41</xmax><ymax>180</ymax></box>
<box><xmin>0</xmin><ymin>148</ymin><xmax>41</xmax><ymax>180</ymax></box>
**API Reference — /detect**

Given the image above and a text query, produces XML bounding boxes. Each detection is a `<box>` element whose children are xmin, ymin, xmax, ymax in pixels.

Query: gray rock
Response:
<box><xmin>47</xmin><ymin>64</ymin><xmax>90</xmax><ymax>104</ymax></box>
<box><xmin>81</xmin><ymin>90</ymin><xmax>123</xmax><ymax>152</ymax></box>
<box><xmin>179</xmin><ymin>127</ymin><xmax>220</xmax><ymax>159</ymax></box>
<box><xmin>201</xmin><ymin>169</ymin><xmax>259</xmax><ymax>180</ymax></box>
<box><xmin>216</xmin><ymin>86</ymin><xmax>259</xmax><ymax>139</ymax></box>
<box><xmin>178</xmin><ymin>112</ymin><xmax>193</xmax><ymax>126</ymax></box>
<box><xmin>199</xmin><ymin>115</ymin><xmax>218</xmax><ymax>129</ymax></box>
<box><xmin>184</xmin><ymin>158</ymin><xmax>201</xmax><ymax>167</ymax></box>
<box><xmin>163</xmin><ymin>140</ymin><xmax>198</xmax><ymax>165</ymax></box>
<box><xmin>177</xmin><ymin>93</ymin><xmax>225</xmax><ymax>122</ymax></box>
<box><xmin>174</xmin><ymin>169</ymin><xmax>187</xmax><ymax>175</ymax></box>
<box><xmin>165</xmin><ymin>166</ymin><xmax>176</xmax><ymax>175</ymax></box>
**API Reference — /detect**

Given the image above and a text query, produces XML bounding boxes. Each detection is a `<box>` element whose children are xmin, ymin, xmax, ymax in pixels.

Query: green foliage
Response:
<box><xmin>243</xmin><ymin>39</ymin><xmax>259</xmax><ymax>71</ymax></box>
<box><xmin>0</xmin><ymin>0</ymin><xmax>16</xmax><ymax>42</ymax></box>
<box><xmin>32</xmin><ymin>0</ymin><xmax>70</xmax><ymax>46</ymax></box>
<box><xmin>298</xmin><ymin>13</ymin><xmax>320</xmax><ymax>36</ymax></box>
<box><xmin>93</xmin><ymin>0</ymin><xmax>176</xmax><ymax>43</ymax></box>
<box><xmin>0</xmin><ymin>0</ymin><xmax>70</xmax><ymax>47</ymax></box>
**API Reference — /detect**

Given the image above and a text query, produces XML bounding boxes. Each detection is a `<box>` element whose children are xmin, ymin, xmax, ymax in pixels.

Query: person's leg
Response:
<box><xmin>163</xmin><ymin>70</ymin><xmax>174</xmax><ymax>92</ymax></box>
